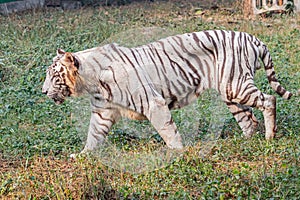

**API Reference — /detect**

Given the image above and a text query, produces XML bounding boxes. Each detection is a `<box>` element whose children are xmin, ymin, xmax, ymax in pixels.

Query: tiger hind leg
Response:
<box><xmin>226</xmin><ymin>103</ymin><xmax>258</xmax><ymax>138</ymax></box>
<box><xmin>231</xmin><ymin>90</ymin><xmax>277</xmax><ymax>140</ymax></box>
<box><xmin>147</xmin><ymin>97</ymin><xmax>184</xmax><ymax>149</ymax></box>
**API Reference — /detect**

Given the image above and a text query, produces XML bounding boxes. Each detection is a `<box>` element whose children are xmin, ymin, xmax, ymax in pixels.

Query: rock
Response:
<box><xmin>61</xmin><ymin>1</ymin><xmax>82</xmax><ymax>10</ymax></box>
<box><xmin>0</xmin><ymin>0</ymin><xmax>45</xmax><ymax>15</ymax></box>
<box><xmin>0</xmin><ymin>0</ymin><xmax>83</xmax><ymax>15</ymax></box>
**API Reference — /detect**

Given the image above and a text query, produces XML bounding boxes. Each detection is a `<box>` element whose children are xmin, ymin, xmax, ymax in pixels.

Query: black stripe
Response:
<box><xmin>99</xmin><ymin>80</ymin><xmax>113</xmax><ymax>100</ymax></box>
<box><xmin>108</xmin><ymin>66</ymin><xmax>123</xmax><ymax>102</ymax></box>
<box><xmin>94</xmin><ymin>112</ymin><xmax>115</xmax><ymax>123</ymax></box>
<box><xmin>240</xmin><ymin>84</ymin><xmax>258</xmax><ymax>97</ymax></box>
<box><xmin>251</xmin><ymin>96</ymin><xmax>259</xmax><ymax>107</ymax></box>
<box><xmin>145</xmin><ymin>46</ymin><xmax>162</xmax><ymax>81</ymax></box>
<box><xmin>130</xmin><ymin>49</ymin><xmax>142</xmax><ymax>66</ymax></box>
<box><xmin>237</xmin><ymin>114</ymin><xmax>250</xmax><ymax>123</ymax></box>
<box><xmin>204</xmin><ymin>31</ymin><xmax>218</xmax><ymax>58</ymax></box>
<box><xmin>139</xmin><ymin>95</ymin><xmax>144</xmax><ymax>114</ymax></box>
<box><xmin>98</xmin><ymin>128</ymin><xmax>109</xmax><ymax>135</ymax></box>
<box><xmin>163</xmin><ymin>40</ymin><xmax>201</xmax><ymax>82</ymax></box>
<box><xmin>173</xmin><ymin>36</ymin><xmax>206</xmax><ymax>77</ymax></box>
<box><xmin>157</xmin><ymin>41</ymin><xmax>192</xmax><ymax>85</ymax></box>
<box><xmin>267</xmin><ymin>71</ymin><xmax>277</xmax><ymax>82</ymax></box>
<box><xmin>99</xmin><ymin>123</ymin><xmax>110</xmax><ymax>130</ymax></box>
<box><xmin>119</xmin><ymin>48</ymin><xmax>150</xmax><ymax>110</ymax></box>
<box><xmin>153</xmin><ymin>44</ymin><xmax>167</xmax><ymax>74</ymax></box>
<box><xmin>192</xmin><ymin>32</ymin><xmax>214</xmax><ymax>59</ymax></box>
<box><xmin>219</xmin><ymin>39</ymin><xmax>227</xmax><ymax>87</ymax></box>
<box><xmin>92</xmin><ymin>57</ymin><xmax>102</xmax><ymax>68</ymax></box>
<box><xmin>110</xmin><ymin>44</ymin><xmax>126</xmax><ymax>63</ymax></box>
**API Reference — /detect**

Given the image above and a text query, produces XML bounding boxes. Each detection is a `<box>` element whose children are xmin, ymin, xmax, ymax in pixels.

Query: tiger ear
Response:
<box><xmin>62</xmin><ymin>52</ymin><xmax>79</xmax><ymax>71</ymax></box>
<box><xmin>57</xmin><ymin>48</ymin><xmax>66</xmax><ymax>57</ymax></box>
<box><xmin>64</xmin><ymin>52</ymin><xmax>74</xmax><ymax>63</ymax></box>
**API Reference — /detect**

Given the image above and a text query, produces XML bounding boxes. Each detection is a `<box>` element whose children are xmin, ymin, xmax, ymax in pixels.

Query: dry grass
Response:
<box><xmin>1</xmin><ymin>138</ymin><xmax>299</xmax><ymax>199</ymax></box>
<box><xmin>1</xmin><ymin>0</ymin><xmax>299</xmax><ymax>199</ymax></box>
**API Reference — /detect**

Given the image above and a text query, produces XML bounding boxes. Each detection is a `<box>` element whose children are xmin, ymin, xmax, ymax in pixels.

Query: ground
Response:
<box><xmin>0</xmin><ymin>1</ymin><xmax>299</xmax><ymax>199</ymax></box>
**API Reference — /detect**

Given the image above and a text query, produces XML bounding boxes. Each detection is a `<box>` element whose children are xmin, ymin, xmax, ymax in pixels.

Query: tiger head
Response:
<box><xmin>42</xmin><ymin>49</ymin><xmax>80</xmax><ymax>105</ymax></box>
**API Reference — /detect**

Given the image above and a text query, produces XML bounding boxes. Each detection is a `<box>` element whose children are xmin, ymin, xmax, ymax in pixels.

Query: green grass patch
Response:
<box><xmin>0</xmin><ymin>1</ymin><xmax>299</xmax><ymax>199</ymax></box>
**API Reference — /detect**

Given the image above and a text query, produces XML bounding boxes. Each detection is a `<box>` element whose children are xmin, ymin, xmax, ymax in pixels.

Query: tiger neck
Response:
<box><xmin>73</xmin><ymin>49</ymin><xmax>107</xmax><ymax>96</ymax></box>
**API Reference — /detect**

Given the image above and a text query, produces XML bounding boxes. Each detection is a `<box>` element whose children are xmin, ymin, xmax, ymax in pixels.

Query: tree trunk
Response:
<box><xmin>243</xmin><ymin>0</ymin><xmax>254</xmax><ymax>17</ymax></box>
<box><xmin>295</xmin><ymin>0</ymin><xmax>300</xmax><ymax>13</ymax></box>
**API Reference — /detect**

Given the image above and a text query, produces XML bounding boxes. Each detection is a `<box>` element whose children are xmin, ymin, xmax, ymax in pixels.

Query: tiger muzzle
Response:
<box><xmin>45</xmin><ymin>92</ymin><xmax>66</xmax><ymax>105</ymax></box>
<box><xmin>51</xmin><ymin>94</ymin><xmax>65</xmax><ymax>105</ymax></box>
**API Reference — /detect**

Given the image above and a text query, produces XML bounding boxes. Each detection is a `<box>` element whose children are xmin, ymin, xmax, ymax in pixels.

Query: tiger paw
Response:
<box><xmin>70</xmin><ymin>149</ymin><xmax>91</xmax><ymax>160</ymax></box>
<box><xmin>69</xmin><ymin>152</ymin><xmax>87</xmax><ymax>160</ymax></box>
<box><xmin>70</xmin><ymin>153</ymin><xmax>79</xmax><ymax>160</ymax></box>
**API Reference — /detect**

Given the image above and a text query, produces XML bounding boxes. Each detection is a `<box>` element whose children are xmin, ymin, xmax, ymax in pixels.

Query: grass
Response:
<box><xmin>0</xmin><ymin>1</ymin><xmax>299</xmax><ymax>199</ymax></box>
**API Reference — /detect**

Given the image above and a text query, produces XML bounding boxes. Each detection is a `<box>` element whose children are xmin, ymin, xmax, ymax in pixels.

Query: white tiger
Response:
<box><xmin>42</xmin><ymin>30</ymin><xmax>292</xmax><ymax>155</ymax></box>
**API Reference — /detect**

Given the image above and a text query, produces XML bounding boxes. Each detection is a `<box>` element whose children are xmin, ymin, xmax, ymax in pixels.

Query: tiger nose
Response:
<box><xmin>42</xmin><ymin>88</ymin><xmax>48</xmax><ymax>94</ymax></box>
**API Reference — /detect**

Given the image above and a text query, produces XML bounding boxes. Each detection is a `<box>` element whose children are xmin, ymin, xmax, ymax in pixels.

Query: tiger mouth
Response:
<box><xmin>48</xmin><ymin>94</ymin><xmax>65</xmax><ymax>105</ymax></box>
<box><xmin>54</xmin><ymin>98</ymin><xmax>64</xmax><ymax>105</ymax></box>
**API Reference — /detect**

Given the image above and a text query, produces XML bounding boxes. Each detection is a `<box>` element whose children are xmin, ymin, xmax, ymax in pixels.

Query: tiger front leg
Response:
<box><xmin>147</xmin><ymin>97</ymin><xmax>184</xmax><ymax>150</ymax></box>
<box><xmin>70</xmin><ymin>109</ymin><xmax>119</xmax><ymax>158</ymax></box>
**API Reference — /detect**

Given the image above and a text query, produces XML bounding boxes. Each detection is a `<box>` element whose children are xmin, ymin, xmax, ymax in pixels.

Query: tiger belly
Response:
<box><xmin>119</xmin><ymin>107</ymin><xmax>147</xmax><ymax>120</ymax></box>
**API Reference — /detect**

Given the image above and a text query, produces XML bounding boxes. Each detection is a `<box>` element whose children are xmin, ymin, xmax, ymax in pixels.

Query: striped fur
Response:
<box><xmin>42</xmin><ymin>30</ymin><xmax>292</xmax><ymax>155</ymax></box>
